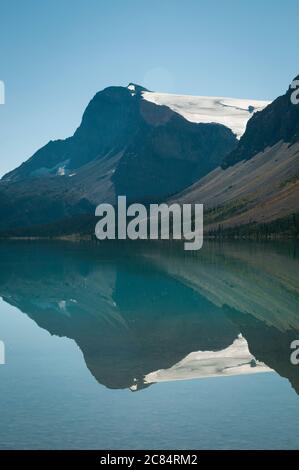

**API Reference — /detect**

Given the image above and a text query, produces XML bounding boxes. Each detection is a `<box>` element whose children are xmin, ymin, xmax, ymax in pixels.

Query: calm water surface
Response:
<box><xmin>0</xmin><ymin>241</ymin><xmax>298</xmax><ymax>449</ymax></box>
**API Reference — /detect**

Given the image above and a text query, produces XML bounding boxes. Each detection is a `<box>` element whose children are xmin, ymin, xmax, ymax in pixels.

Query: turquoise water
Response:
<box><xmin>0</xmin><ymin>241</ymin><xmax>298</xmax><ymax>449</ymax></box>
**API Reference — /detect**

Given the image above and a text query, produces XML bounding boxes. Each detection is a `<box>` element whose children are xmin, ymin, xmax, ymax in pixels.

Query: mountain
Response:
<box><xmin>175</xmin><ymin>75</ymin><xmax>299</xmax><ymax>235</ymax></box>
<box><xmin>0</xmin><ymin>83</ymin><xmax>264</xmax><ymax>235</ymax></box>
<box><xmin>222</xmin><ymin>75</ymin><xmax>299</xmax><ymax>168</ymax></box>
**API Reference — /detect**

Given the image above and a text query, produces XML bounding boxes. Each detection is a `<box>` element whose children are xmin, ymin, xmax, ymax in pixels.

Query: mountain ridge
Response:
<box><xmin>222</xmin><ymin>75</ymin><xmax>299</xmax><ymax>168</ymax></box>
<box><xmin>173</xmin><ymin>75</ymin><xmax>299</xmax><ymax>235</ymax></box>
<box><xmin>0</xmin><ymin>83</ymin><xmax>239</xmax><ymax>232</ymax></box>
<box><xmin>1</xmin><ymin>79</ymin><xmax>297</xmax><ymax>237</ymax></box>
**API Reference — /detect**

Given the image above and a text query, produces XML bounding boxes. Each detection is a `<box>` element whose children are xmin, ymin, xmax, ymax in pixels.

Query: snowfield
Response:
<box><xmin>142</xmin><ymin>91</ymin><xmax>270</xmax><ymax>138</ymax></box>
<box><xmin>143</xmin><ymin>335</ymin><xmax>271</xmax><ymax>385</ymax></box>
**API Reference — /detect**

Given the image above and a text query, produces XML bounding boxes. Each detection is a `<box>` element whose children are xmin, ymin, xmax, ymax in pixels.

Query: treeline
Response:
<box><xmin>1</xmin><ymin>210</ymin><xmax>299</xmax><ymax>241</ymax></box>
<box><xmin>0</xmin><ymin>213</ymin><xmax>97</xmax><ymax>239</ymax></box>
<box><xmin>207</xmin><ymin>212</ymin><xmax>299</xmax><ymax>239</ymax></box>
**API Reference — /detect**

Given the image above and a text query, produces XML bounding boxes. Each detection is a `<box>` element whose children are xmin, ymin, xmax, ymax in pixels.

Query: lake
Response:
<box><xmin>0</xmin><ymin>240</ymin><xmax>298</xmax><ymax>449</ymax></box>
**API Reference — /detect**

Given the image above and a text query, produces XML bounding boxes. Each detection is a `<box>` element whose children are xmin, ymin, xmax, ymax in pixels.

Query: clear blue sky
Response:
<box><xmin>0</xmin><ymin>0</ymin><xmax>298</xmax><ymax>177</ymax></box>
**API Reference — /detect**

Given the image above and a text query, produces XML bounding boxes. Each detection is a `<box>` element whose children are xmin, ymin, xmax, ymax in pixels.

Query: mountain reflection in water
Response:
<box><xmin>0</xmin><ymin>240</ymin><xmax>298</xmax><ymax>393</ymax></box>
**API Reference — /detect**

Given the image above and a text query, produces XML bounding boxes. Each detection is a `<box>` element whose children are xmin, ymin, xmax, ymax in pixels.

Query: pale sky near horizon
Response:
<box><xmin>0</xmin><ymin>0</ymin><xmax>298</xmax><ymax>177</ymax></box>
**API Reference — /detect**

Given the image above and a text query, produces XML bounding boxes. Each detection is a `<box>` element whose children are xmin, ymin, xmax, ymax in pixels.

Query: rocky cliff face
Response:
<box><xmin>222</xmin><ymin>75</ymin><xmax>299</xmax><ymax>168</ymax></box>
<box><xmin>175</xmin><ymin>75</ymin><xmax>299</xmax><ymax>233</ymax></box>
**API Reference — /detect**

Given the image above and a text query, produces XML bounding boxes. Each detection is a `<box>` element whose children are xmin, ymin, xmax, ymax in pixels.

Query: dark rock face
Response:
<box><xmin>222</xmin><ymin>75</ymin><xmax>299</xmax><ymax>169</ymax></box>
<box><xmin>0</xmin><ymin>84</ymin><xmax>237</xmax><ymax>233</ymax></box>
<box><xmin>113</xmin><ymin>100</ymin><xmax>236</xmax><ymax>202</ymax></box>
